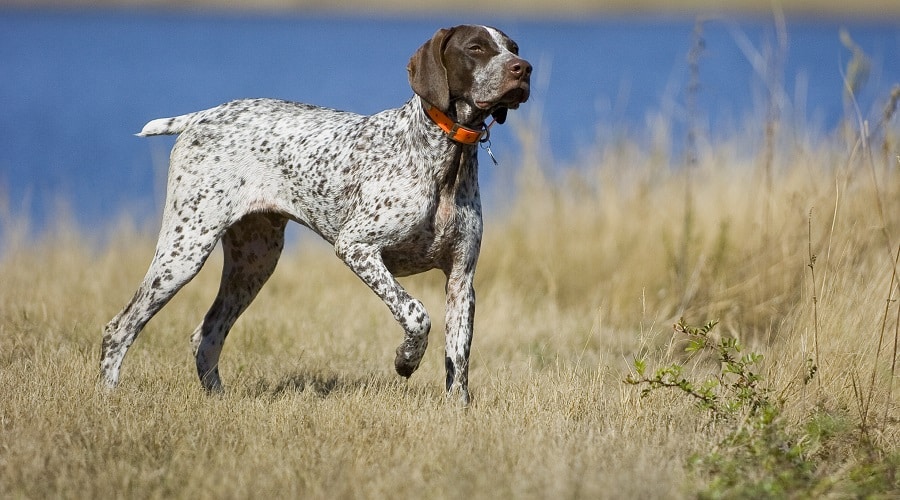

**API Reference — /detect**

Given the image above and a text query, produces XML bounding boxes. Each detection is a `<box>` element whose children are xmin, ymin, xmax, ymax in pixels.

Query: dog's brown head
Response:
<box><xmin>408</xmin><ymin>25</ymin><xmax>531</xmax><ymax>126</ymax></box>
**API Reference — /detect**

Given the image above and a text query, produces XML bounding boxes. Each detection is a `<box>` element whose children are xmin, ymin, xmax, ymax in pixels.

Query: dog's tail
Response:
<box><xmin>136</xmin><ymin>113</ymin><xmax>199</xmax><ymax>137</ymax></box>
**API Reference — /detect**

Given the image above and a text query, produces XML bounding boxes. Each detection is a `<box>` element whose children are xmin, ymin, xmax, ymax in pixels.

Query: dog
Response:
<box><xmin>100</xmin><ymin>24</ymin><xmax>531</xmax><ymax>406</ymax></box>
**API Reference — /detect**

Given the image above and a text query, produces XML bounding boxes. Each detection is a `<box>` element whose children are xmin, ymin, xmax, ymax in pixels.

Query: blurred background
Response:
<box><xmin>1</xmin><ymin>1</ymin><xmax>898</xmax><ymax>232</ymax></box>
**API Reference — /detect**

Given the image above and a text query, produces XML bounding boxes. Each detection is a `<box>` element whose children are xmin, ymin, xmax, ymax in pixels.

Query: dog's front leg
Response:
<box><xmin>334</xmin><ymin>237</ymin><xmax>431</xmax><ymax>378</ymax></box>
<box><xmin>444</xmin><ymin>267</ymin><xmax>475</xmax><ymax>407</ymax></box>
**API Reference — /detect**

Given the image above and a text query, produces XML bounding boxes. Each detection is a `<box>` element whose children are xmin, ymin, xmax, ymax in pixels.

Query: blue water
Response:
<box><xmin>1</xmin><ymin>9</ymin><xmax>898</xmax><ymax>230</ymax></box>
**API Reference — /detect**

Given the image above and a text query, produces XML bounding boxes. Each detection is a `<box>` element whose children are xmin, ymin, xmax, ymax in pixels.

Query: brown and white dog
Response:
<box><xmin>100</xmin><ymin>25</ymin><xmax>531</xmax><ymax>406</ymax></box>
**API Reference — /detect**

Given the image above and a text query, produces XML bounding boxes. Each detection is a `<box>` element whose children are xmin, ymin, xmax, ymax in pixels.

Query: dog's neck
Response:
<box><xmin>407</xmin><ymin>97</ymin><xmax>480</xmax><ymax>193</ymax></box>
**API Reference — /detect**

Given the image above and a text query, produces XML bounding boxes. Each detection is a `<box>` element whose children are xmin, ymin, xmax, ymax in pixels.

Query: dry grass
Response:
<box><xmin>3</xmin><ymin>54</ymin><xmax>900</xmax><ymax>498</ymax></box>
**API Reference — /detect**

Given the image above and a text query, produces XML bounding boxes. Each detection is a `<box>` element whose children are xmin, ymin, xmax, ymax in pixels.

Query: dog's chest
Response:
<box><xmin>379</xmin><ymin>167</ymin><xmax>480</xmax><ymax>276</ymax></box>
<box><xmin>379</xmin><ymin>197</ymin><xmax>468</xmax><ymax>276</ymax></box>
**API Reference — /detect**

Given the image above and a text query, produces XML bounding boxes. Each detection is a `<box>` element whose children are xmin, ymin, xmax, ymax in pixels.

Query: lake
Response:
<box><xmin>1</xmin><ymin>9</ymin><xmax>898</xmax><ymax>230</ymax></box>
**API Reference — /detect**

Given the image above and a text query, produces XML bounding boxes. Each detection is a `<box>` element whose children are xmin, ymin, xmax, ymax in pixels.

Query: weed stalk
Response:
<box><xmin>806</xmin><ymin>209</ymin><xmax>821</xmax><ymax>393</ymax></box>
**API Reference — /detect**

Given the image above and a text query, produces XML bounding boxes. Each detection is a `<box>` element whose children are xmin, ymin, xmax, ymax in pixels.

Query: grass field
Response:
<box><xmin>2</xmin><ymin>27</ymin><xmax>900</xmax><ymax>499</ymax></box>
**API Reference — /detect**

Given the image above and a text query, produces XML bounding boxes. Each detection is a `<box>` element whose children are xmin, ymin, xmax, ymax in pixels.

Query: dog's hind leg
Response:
<box><xmin>190</xmin><ymin>213</ymin><xmax>287</xmax><ymax>392</ymax></box>
<box><xmin>100</xmin><ymin>213</ymin><xmax>223</xmax><ymax>389</ymax></box>
<box><xmin>99</xmin><ymin>160</ymin><xmax>240</xmax><ymax>390</ymax></box>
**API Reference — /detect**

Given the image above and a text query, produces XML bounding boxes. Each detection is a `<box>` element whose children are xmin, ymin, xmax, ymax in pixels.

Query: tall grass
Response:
<box><xmin>2</xmin><ymin>25</ymin><xmax>899</xmax><ymax>499</ymax></box>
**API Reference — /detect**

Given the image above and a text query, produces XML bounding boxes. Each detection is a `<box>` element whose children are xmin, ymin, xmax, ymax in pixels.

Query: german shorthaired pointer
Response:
<box><xmin>100</xmin><ymin>25</ymin><xmax>531</xmax><ymax>405</ymax></box>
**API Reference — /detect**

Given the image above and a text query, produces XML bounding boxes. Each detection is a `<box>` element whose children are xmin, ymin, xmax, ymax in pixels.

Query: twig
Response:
<box><xmin>879</xmin><ymin>245</ymin><xmax>900</xmax><ymax>432</ymax></box>
<box><xmin>865</xmin><ymin>243</ymin><xmax>900</xmax><ymax>433</ymax></box>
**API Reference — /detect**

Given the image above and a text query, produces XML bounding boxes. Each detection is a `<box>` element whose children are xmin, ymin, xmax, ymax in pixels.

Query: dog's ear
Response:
<box><xmin>408</xmin><ymin>27</ymin><xmax>454</xmax><ymax>112</ymax></box>
<box><xmin>491</xmin><ymin>107</ymin><xmax>508</xmax><ymax>125</ymax></box>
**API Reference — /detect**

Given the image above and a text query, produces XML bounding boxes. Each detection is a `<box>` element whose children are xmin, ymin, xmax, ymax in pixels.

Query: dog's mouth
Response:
<box><xmin>475</xmin><ymin>84</ymin><xmax>530</xmax><ymax>111</ymax></box>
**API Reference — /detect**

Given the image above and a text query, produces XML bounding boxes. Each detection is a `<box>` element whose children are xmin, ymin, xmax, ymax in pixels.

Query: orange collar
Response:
<box><xmin>423</xmin><ymin>104</ymin><xmax>489</xmax><ymax>145</ymax></box>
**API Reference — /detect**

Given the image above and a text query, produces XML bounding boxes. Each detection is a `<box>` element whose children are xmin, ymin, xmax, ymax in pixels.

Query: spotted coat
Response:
<box><xmin>100</xmin><ymin>24</ymin><xmax>531</xmax><ymax>406</ymax></box>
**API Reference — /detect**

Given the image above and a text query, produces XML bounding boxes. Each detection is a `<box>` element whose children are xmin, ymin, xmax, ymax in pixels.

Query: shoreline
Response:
<box><xmin>3</xmin><ymin>0</ymin><xmax>900</xmax><ymax>19</ymax></box>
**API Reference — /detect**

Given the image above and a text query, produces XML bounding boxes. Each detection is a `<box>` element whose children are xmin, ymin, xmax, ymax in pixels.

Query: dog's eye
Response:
<box><xmin>467</xmin><ymin>44</ymin><xmax>484</xmax><ymax>53</ymax></box>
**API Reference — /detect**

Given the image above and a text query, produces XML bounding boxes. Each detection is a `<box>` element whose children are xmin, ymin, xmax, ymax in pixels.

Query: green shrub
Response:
<box><xmin>627</xmin><ymin>318</ymin><xmax>822</xmax><ymax>497</ymax></box>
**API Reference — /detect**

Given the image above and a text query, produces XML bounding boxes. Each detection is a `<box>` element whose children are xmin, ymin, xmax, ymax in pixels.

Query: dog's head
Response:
<box><xmin>408</xmin><ymin>25</ymin><xmax>531</xmax><ymax>125</ymax></box>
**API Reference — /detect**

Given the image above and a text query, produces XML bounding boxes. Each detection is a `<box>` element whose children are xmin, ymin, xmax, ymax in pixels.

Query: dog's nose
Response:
<box><xmin>508</xmin><ymin>58</ymin><xmax>532</xmax><ymax>79</ymax></box>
